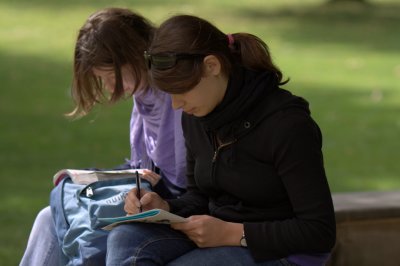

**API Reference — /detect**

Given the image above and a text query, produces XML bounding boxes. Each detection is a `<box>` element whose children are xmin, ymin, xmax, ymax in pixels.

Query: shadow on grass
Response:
<box><xmin>0</xmin><ymin>50</ymin><xmax>131</xmax><ymax>179</ymax></box>
<box><xmin>237</xmin><ymin>1</ymin><xmax>400</xmax><ymax>52</ymax></box>
<box><xmin>0</xmin><ymin>50</ymin><xmax>132</xmax><ymax>207</ymax></box>
<box><xmin>0</xmin><ymin>50</ymin><xmax>132</xmax><ymax>264</ymax></box>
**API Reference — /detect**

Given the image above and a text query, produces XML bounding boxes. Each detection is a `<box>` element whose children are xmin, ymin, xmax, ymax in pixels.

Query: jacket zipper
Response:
<box><xmin>211</xmin><ymin>134</ymin><xmax>237</xmax><ymax>163</ymax></box>
<box><xmin>210</xmin><ymin>133</ymin><xmax>236</xmax><ymax>190</ymax></box>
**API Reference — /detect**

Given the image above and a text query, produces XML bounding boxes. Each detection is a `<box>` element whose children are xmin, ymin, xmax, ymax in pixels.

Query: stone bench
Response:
<box><xmin>327</xmin><ymin>190</ymin><xmax>400</xmax><ymax>266</ymax></box>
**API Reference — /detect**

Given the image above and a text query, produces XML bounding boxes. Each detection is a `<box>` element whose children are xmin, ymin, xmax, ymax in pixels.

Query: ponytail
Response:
<box><xmin>229</xmin><ymin>33</ymin><xmax>288</xmax><ymax>85</ymax></box>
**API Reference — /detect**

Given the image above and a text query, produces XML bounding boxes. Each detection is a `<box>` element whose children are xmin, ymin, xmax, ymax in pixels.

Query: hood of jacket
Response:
<box><xmin>194</xmin><ymin>66</ymin><xmax>310</xmax><ymax>141</ymax></box>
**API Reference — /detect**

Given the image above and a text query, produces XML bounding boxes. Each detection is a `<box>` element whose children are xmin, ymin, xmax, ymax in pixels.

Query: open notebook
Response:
<box><xmin>99</xmin><ymin>209</ymin><xmax>187</xmax><ymax>230</ymax></box>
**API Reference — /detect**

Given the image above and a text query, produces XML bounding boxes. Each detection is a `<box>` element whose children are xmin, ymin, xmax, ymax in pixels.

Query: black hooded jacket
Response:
<box><xmin>168</xmin><ymin>66</ymin><xmax>336</xmax><ymax>261</ymax></box>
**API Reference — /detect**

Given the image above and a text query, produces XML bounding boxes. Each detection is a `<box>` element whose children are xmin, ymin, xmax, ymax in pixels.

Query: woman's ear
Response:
<box><xmin>203</xmin><ymin>55</ymin><xmax>221</xmax><ymax>77</ymax></box>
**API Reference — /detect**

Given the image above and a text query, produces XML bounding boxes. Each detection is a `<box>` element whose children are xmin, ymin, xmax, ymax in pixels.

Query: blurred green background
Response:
<box><xmin>1</xmin><ymin>0</ymin><xmax>399</xmax><ymax>264</ymax></box>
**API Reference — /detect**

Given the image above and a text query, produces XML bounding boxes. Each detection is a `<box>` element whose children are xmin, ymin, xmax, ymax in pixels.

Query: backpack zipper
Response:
<box><xmin>86</xmin><ymin>187</ymin><xmax>94</xmax><ymax>197</ymax></box>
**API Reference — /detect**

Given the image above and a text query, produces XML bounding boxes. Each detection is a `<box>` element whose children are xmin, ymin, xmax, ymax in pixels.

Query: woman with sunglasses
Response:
<box><xmin>20</xmin><ymin>8</ymin><xmax>187</xmax><ymax>266</ymax></box>
<box><xmin>106</xmin><ymin>14</ymin><xmax>336</xmax><ymax>266</ymax></box>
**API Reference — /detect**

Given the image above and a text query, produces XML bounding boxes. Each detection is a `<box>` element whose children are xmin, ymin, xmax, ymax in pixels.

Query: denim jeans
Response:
<box><xmin>19</xmin><ymin>206</ymin><xmax>60</xmax><ymax>266</ymax></box>
<box><xmin>106</xmin><ymin>223</ymin><xmax>295</xmax><ymax>266</ymax></box>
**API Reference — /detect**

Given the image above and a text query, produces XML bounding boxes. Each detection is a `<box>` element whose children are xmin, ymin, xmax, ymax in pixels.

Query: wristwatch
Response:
<box><xmin>240</xmin><ymin>231</ymin><xmax>247</xmax><ymax>247</ymax></box>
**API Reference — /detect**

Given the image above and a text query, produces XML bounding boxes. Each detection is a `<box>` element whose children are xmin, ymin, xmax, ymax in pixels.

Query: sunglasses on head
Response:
<box><xmin>144</xmin><ymin>51</ymin><xmax>205</xmax><ymax>70</ymax></box>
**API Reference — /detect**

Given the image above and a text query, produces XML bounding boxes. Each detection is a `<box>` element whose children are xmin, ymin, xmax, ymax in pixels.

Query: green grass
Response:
<box><xmin>1</xmin><ymin>0</ymin><xmax>399</xmax><ymax>264</ymax></box>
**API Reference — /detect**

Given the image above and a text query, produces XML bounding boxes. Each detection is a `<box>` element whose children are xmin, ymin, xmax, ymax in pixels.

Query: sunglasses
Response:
<box><xmin>144</xmin><ymin>51</ymin><xmax>205</xmax><ymax>70</ymax></box>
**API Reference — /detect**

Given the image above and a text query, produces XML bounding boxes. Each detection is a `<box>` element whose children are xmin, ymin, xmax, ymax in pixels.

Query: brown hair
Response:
<box><xmin>69</xmin><ymin>8</ymin><xmax>154</xmax><ymax>117</ymax></box>
<box><xmin>148</xmin><ymin>15</ymin><xmax>288</xmax><ymax>94</ymax></box>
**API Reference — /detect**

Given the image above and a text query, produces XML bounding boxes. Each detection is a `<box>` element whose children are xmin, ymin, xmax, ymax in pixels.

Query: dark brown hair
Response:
<box><xmin>69</xmin><ymin>7</ymin><xmax>154</xmax><ymax>117</ymax></box>
<box><xmin>148</xmin><ymin>15</ymin><xmax>288</xmax><ymax>94</ymax></box>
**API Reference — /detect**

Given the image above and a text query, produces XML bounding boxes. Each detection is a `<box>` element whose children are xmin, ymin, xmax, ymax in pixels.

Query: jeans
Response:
<box><xmin>106</xmin><ymin>223</ymin><xmax>295</xmax><ymax>266</ymax></box>
<box><xmin>19</xmin><ymin>206</ymin><xmax>60</xmax><ymax>266</ymax></box>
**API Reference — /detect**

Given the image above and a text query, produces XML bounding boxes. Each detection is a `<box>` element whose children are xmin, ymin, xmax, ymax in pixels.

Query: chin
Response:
<box><xmin>193</xmin><ymin>111</ymin><xmax>209</xmax><ymax>117</ymax></box>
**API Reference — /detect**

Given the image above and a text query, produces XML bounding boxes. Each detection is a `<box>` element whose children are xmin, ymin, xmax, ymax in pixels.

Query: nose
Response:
<box><xmin>171</xmin><ymin>94</ymin><xmax>184</xmax><ymax>110</ymax></box>
<box><xmin>103</xmin><ymin>78</ymin><xmax>115</xmax><ymax>93</ymax></box>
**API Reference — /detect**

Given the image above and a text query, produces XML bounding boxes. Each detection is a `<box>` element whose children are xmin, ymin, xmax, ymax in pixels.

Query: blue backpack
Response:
<box><xmin>50</xmin><ymin>176</ymin><xmax>151</xmax><ymax>266</ymax></box>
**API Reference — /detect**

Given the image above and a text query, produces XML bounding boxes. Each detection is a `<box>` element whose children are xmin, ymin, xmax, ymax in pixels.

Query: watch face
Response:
<box><xmin>240</xmin><ymin>236</ymin><xmax>247</xmax><ymax>247</ymax></box>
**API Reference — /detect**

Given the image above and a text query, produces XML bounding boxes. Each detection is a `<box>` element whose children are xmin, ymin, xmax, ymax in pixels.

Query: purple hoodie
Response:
<box><xmin>128</xmin><ymin>88</ymin><xmax>186</xmax><ymax>189</ymax></box>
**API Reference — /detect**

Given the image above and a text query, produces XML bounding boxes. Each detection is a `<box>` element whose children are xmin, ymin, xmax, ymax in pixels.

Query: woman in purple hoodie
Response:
<box><xmin>20</xmin><ymin>8</ymin><xmax>186</xmax><ymax>266</ymax></box>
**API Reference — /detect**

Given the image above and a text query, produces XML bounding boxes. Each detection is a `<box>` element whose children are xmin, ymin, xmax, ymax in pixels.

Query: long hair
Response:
<box><xmin>69</xmin><ymin>8</ymin><xmax>154</xmax><ymax>117</ymax></box>
<box><xmin>148</xmin><ymin>15</ymin><xmax>288</xmax><ymax>94</ymax></box>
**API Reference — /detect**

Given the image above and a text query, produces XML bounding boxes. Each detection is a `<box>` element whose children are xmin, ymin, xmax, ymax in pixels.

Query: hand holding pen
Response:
<box><xmin>124</xmin><ymin>171</ymin><xmax>144</xmax><ymax>214</ymax></box>
<box><xmin>124</xmin><ymin>171</ymin><xmax>171</xmax><ymax>215</ymax></box>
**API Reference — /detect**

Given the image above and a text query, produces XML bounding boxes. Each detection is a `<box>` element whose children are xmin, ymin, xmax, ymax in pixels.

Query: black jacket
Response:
<box><xmin>168</xmin><ymin>66</ymin><xmax>336</xmax><ymax>261</ymax></box>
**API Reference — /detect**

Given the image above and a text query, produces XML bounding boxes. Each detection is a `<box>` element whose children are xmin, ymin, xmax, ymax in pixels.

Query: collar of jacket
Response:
<box><xmin>195</xmin><ymin>65</ymin><xmax>279</xmax><ymax>141</ymax></box>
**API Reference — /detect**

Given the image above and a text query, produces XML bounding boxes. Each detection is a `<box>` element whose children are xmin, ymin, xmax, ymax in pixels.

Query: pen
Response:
<box><xmin>135</xmin><ymin>171</ymin><xmax>142</xmax><ymax>213</ymax></box>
